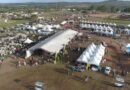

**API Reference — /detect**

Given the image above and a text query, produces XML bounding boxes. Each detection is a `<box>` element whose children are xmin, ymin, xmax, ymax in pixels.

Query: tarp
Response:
<box><xmin>25</xmin><ymin>29</ymin><xmax>78</xmax><ymax>58</ymax></box>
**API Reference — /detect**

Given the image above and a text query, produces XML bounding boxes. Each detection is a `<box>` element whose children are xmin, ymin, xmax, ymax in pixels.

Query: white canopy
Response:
<box><xmin>61</xmin><ymin>21</ymin><xmax>67</xmax><ymax>25</ymax></box>
<box><xmin>31</xmin><ymin>26</ymin><xmax>37</xmax><ymax>30</ymax></box>
<box><xmin>26</xmin><ymin>29</ymin><xmax>78</xmax><ymax>58</ymax></box>
<box><xmin>36</xmin><ymin>24</ymin><xmax>44</xmax><ymax>28</ymax></box>
<box><xmin>42</xmin><ymin>25</ymin><xmax>53</xmax><ymax>32</ymax></box>
<box><xmin>77</xmin><ymin>43</ymin><xmax>105</xmax><ymax>66</ymax></box>
<box><xmin>77</xmin><ymin>54</ymin><xmax>88</xmax><ymax>63</ymax></box>
<box><xmin>128</xmin><ymin>24</ymin><xmax>130</xmax><ymax>27</ymax></box>
<box><xmin>125</xmin><ymin>43</ymin><xmax>130</xmax><ymax>48</ymax></box>
<box><xmin>52</xmin><ymin>24</ymin><xmax>61</xmax><ymax>29</ymax></box>
<box><xmin>24</xmin><ymin>38</ymin><xmax>33</xmax><ymax>44</ymax></box>
<box><xmin>88</xmin><ymin>55</ymin><xmax>102</xmax><ymax>66</ymax></box>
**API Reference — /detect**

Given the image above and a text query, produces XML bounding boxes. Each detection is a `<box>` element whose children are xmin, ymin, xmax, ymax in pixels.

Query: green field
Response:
<box><xmin>103</xmin><ymin>19</ymin><xmax>130</xmax><ymax>25</ymax></box>
<box><xmin>0</xmin><ymin>19</ymin><xmax>29</xmax><ymax>28</ymax></box>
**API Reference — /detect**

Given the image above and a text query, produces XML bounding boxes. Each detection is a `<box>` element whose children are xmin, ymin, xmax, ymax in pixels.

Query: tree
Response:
<box><xmin>96</xmin><ymin>5</ymin><xmax>107</xmax><ymax>12</ymax></box>
<box><xmin>88</xmin><ymin>5</ymin><xmax>95</xmax><ymax>10</ymax></box>
<box><xmin>110</xmin><ymin>6</ymin><xmax>119</xmax><ymax>13</ymax></box>
<box><xmin>31</xmin><ymin>14</ymin><xmax>38</xmax><ymax>21</ymax></box>
<box><xmin>123</xmin><ymin>7</ymin><xmax>130</xmax><ymax>12</ymax></box>
<box><xmin>105</xmin><ymin>0</ymin><xmax>119</xmax><ymax>1</ymax></box>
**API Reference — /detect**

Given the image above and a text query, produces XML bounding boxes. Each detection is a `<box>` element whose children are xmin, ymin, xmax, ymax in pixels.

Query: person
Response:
<box><xmin>85</xmin><ymin>76</ymin><xmax>89</xmax><ymax>82</ymax></box>
<box><xmin>0</xmin><ymin>60</ymin><xmax>3</xmax><ymax>68</ymax></box>
<box><xmin>18</xmin><ymin>60</ymin><xmax>21</xmax><ymax>67</ymax></box>
<box><xmin>86</xmin><ymin>64</ymin><xmax>90</xmax><ymax>70</ymax></box>
<box><xmin>78</xmin><ymin>47</ymin><xmax>81</xmax><ymax>51</ymax></box>
<box><xmin>112</xmin><ymin>69</ymin><xmax>116</xmax><ymax>77</ymax></box>
<box><xmin>67</xmin><ymin>69</ymin><xmax>71</xmax><ymax>76</ymax></box>
<box><xmin>121</xmin><ymin>69</ymin><xmax>125</xmax><ymax>76</ymax></box>
<box><xmin>23</xmin><ymin>61</ymin><xmax>26</xmax><ymax>66</ymax></box>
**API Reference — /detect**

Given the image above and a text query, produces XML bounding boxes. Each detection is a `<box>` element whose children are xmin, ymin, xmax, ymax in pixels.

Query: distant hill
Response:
<box><xmin>95</xmin><ymin>0</ymin><xmax>130</xmax><ymax>7</ymax></box>
<box><xmin>0</xmin><ymin>0</ymin><xmax>130</xmax><ymax>10</ymax></box>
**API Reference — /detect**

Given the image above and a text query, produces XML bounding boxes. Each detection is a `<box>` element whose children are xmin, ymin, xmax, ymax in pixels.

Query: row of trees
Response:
<box><xmin>87</xmin><ymin>5</ymin><xmax>120</xmax><ymax>13</ymax></box>
<box><xmin>0</xmin><ymin>2</ymin><xmax>130</xmax><ymax>13</ymax></box>
<box><xmin>77</xmin><ymin>5</ymin><xmax>130</xmax><ymax>13</ymax></box>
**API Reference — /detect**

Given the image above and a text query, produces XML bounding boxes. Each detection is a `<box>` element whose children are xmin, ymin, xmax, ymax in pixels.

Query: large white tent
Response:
<box><xmin>77</xmin><ymin>43</ymin><xmax>105</xmax><ymax>66</ymax></box>
<box><xmin>25</xmin><ymin>29</ymin><xmax>78</xmax><ymax>58</ymax></box>
<box><xmin>88</xmin><ymin>55</ymin><xmax>102</xmax><ymax>66</ymax></box>
<box><xmin>80</xmin><ymin>20</ymin><xmax>114</xmax><ymax>36</ymax></box>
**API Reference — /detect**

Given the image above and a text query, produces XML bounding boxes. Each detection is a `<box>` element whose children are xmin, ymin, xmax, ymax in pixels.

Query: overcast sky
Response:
<box><xmin>0</xmin><ymin>0</ymin><xmax>129</xmax><ymax>3</ymax></box>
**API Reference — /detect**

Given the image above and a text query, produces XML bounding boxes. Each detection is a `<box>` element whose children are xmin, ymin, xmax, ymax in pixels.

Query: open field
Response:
<box><xmin>0</xmin><ymin>62</ymin><xmax>117</xmax><ymax>90</ymax></box>
<box><xmin>0</xmin><ymin>1</ymin><xmax>130</xmax><ymax>90</ymax></box>
<box><xmin>89</xmin><ymin>17</ymin><xmax>130</xmax><ymax>26</ymax></box>
<box><xmin>103</xmin><ymin>19</ymin><xmax>130</xmax><ymax>25</ymax></box>
<box><xmin>89</xmin><ymin>13</ymin><xmax>118</xmax><ymax>18</ymax></box>
<box><xmin>0</xmin><ymin>31</ymin><xmax>130</xmax><ymax>90</ymax></box>
<box><xmin>0</xmin><ymin>19</ymin><xmax>29</xmax><ymax>28</ymax></box>
<box><xmin>88</xmin><ymin>13</ymin><xmax>130</xmax><ymax>25</ymax></box>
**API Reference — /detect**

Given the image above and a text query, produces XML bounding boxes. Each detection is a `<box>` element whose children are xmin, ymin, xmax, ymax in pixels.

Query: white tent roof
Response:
<box><xmin>77</xmin><ymin>54</ymin><xmax>88</xmax><ymax>63</ymax></box>
<box><xmin>24</xmin><ymin>38</ymin><xmax>33</xmax><ymax>44</ymax></box>
<box><xmin>95</xmin><ymin>29</ymin><xmax>99</xmax><ymax>33</ymax></box>
<box><xmin>52</xmin><ymin>24</ymin><xmax>61</xmax><ymax>29</ymax></box>
<box><xmin>124</xmin><ymin>28</ymin><xmax>130</xmax><ymax>33</ymax></box>
<box><xmin>124</xmin><ymin>43</ymin><xmax>130</xmax><ymax>48</ymax></box>
<box><xmin>87</xmin><ymin>43</ymin><xmax>96</xmax><ymax>55</ymax></box>
<box><xmin>26</xmin><ymin>29</ymin><xmax>78</xmax><ymax>58</ymax></box>
<box><xmin>42</xmin><ymin>25</ymin><xmax>53</xmax><ymax>32</ymax></box>
<box><xmin>77</xmin><ymin>43</ymin><xmax>105</xmax><ymax>66</ymax></box>
<box><xmin>128</xmin><ymin>24</ymin><xmax>130</xmax><ymax>27</ymax></box>
<box><xmin>31</xmin><ymin>26</ymin><xmax>37</xmax><ymax>30</ymax></box>
<box><xmin>88</xmin><ymin>55</ymin><xmax>102</xmax><ymax>66</ymax></box>
<box><xmin>61</xmin><ymin>21</ymin><xmax>67</xmax><ymax>25</ymax></box>
<box><xmin>36</xmin><ymin>24</ymin><xmax>44</xmax><ymax>28</ymax></box>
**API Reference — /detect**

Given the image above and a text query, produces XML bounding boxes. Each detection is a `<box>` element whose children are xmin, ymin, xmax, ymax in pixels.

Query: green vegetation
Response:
<box><xmin>0</xmin><ymin>19</ymin><xmax>29</xmax><ymax>28</ymax></box>
<box><xmin>0</xmin><ymin>0</ymin><xmax>130</xmax><ymax>13</ymax></box>
<box><xmin>103</xmin><ymin>19</ymin><xmax>130</xmax><ymax>25</ymax></box>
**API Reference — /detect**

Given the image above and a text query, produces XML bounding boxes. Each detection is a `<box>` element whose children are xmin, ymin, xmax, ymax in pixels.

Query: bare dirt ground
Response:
<box><xmin>0</xmin><ymin>31</ymin><xmax>130</xmax><ymax>90</ymax></box>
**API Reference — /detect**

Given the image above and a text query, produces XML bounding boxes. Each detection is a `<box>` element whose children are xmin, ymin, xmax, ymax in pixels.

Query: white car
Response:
<box><xmin>104</xmin><ymin>66</ymin><xmax>111</xmax><ymax>75</ymax></box>
<box><xmin>114</xmin><ymin>75</ymin><xmax>124</xmax><ymax>87</ymax></box>
<box><xmin>35</xmin><ymin>81</ymin><xmax>44</xmax><ymax>90</ymax></box>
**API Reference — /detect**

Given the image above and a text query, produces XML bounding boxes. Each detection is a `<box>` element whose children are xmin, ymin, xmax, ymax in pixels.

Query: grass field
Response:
<box><xmin>88</xmin><ymin>13</ymin><xmax>130</xmax><ymax>26</ymax></box>
<box><xmin>103</xmin><ymin>19</ymin><xmax>130</xmax><ymax>25</ymax></box>
<box><xmin>0</xmin><ymin>19</ymin><xmax>29</xmax><ymax>28</ymax></box>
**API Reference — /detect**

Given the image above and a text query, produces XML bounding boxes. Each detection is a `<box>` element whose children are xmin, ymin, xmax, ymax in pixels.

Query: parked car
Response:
<box><xmin>114</xmin><ymin>75</ymin><xmax>124</xmax><ymax>87</ymax></box>
<box><xmin>71</xmin><ymin>65</ymin><xmax>85</xmax><ymax>72</ymax></box>
<box><xmin>104</xmin><ymin>66</ymin><xmax>111</xmax><ymax>75</ymax></box>
<box><xmin>35</xmin><ymin>81</ymin><xmax>44</xmax><ymax>90</ymax></box>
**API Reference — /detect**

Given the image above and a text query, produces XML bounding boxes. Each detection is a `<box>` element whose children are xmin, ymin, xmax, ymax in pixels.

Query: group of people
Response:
<box><xmin>17</xmin><ymin>59</ymin><xmax>39</xmax><ymax>67</ymax></box>
<box><xmin>0</xmin><ymin>33</ymin><xmax>27</xmax><ymax>56</ymax></box>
